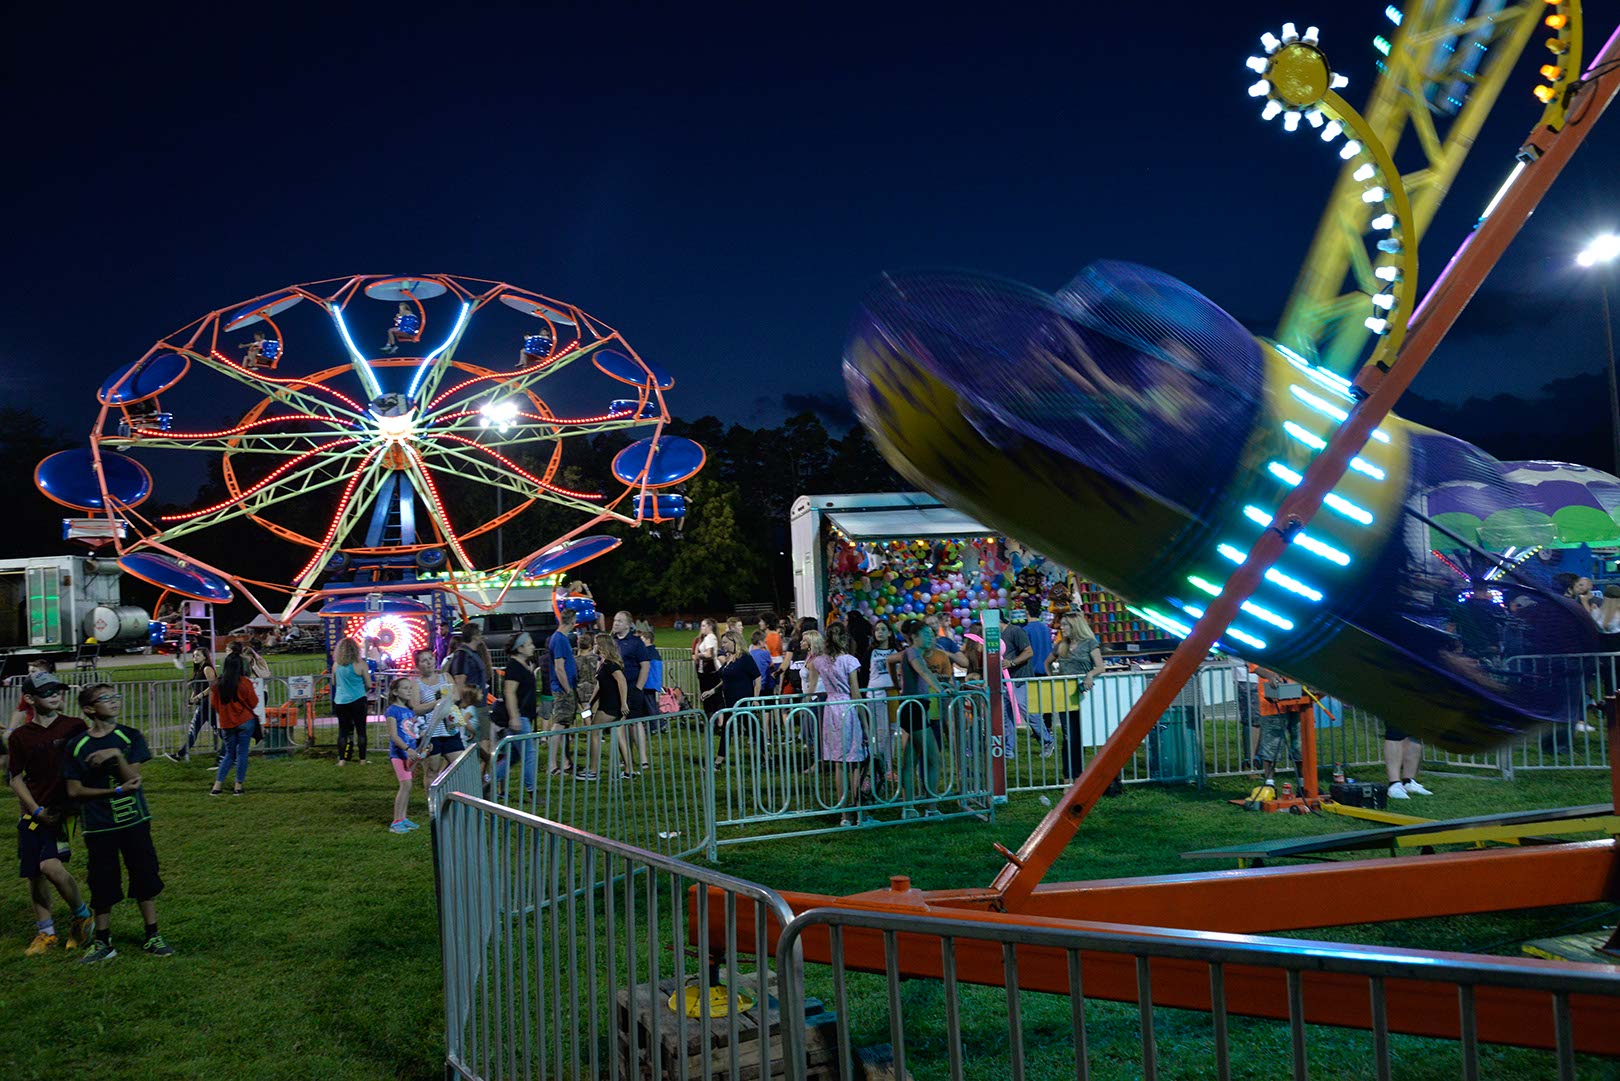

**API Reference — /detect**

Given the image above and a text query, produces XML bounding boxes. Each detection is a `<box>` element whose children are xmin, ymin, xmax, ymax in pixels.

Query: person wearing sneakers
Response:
<box><xmin>62</xmin><ymin>683</ymin><xmax>171</xmax><ymax>961</ymax></box>
<box><xmin>208</xmin><ymin>652</ymin><xmax>258</xmax><ymax>797</ymax></box>
<box><xmin>1383</xmin><ymin>725</ymin><xmax>1432</xmax><ymax>799</ymax></box>
<box><xmin>1246</xmin><ymin>664</ymin><xmax>1311</xmax><ymax>809</ymax></box>
<box><xmin>7</xmin><ymin>670</ymin><xmax>93</xmax><ymax>956</ymax></box>
<box><xmin>385</xmin><ymin>678</ymin><xmax>424</xmax><ymax>833</ymax></box>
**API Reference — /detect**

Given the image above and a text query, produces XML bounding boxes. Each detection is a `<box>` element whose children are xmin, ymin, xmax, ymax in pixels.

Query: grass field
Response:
<box><xmin>0</xmin><ymin>746</ymin><xmax>1613</xmax><ymax>1079</ymax></box>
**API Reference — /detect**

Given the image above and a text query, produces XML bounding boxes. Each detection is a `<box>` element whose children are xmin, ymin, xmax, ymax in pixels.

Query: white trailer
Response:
<box><xmin>0</xmin><ymin>555</ymin><xmax>144</xmax><ymax>656</ymax></box>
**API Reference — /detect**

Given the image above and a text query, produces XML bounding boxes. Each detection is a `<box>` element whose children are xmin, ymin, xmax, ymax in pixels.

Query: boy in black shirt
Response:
<box><xmin>63</xmin><ymin>683</ymin><xmax>171</xmax><ymax>962</ymax></box>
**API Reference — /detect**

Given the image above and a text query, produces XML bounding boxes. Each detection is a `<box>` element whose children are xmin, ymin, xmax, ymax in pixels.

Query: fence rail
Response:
<box><xmin>430</xmin><ymin>792</ymin><xmax>1620</xmax><ymax>1080</ymax></box>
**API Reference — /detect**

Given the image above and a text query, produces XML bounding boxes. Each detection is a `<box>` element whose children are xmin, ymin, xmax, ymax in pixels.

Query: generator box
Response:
<box><xmin>1330</xmin><ymin>781</ymin><xmax>1389</xmax><ymax>809</ymax></box>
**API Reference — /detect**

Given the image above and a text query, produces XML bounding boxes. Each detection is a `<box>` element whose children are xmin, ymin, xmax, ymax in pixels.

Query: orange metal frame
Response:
<box><xmin>701</xmin><ymin>24</ymin><xmax>1620</xmax><ymax>1054</ymax></box>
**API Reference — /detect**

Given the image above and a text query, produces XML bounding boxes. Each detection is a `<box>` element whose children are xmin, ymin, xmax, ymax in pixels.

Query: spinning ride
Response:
<box><xmin>40</xmin><ymin>274</ymin><xmax>704</xmax><ymax>621</ymax></box>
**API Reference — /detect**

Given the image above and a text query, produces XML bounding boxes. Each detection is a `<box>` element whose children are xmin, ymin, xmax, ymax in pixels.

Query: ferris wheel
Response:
<box><xmin>35</xmin><ymin>274</ymin><xmax>705</xmax><ymax>622</ymax></box>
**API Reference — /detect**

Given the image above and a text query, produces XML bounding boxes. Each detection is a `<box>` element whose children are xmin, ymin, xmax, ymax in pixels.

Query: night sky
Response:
<box><xmin>5</xmin><ymin>3</ymin><xmax>1617</xmax><ymax>455</ymax></box>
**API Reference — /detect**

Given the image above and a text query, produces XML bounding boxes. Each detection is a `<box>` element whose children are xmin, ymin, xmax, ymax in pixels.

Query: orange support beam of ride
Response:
<box><xmin>700</xmin><ymin>888</ymin><xmax>1620</xmax><ymax>1055</ymax></box>
<box><xmin>991</xmin><ymin>22</ymin><xmax>1620</xmax><ymax>910</ymax></box>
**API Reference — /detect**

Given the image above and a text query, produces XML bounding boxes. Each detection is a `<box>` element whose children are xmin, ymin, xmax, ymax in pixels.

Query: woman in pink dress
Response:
<box><xmin>806</xmin><ymin>624</ymin><xmax>867</xmax><ymax>825</ymax></box>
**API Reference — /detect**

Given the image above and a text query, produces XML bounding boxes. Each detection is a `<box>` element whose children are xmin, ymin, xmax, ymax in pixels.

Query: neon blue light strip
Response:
<box><xmin>1241</xmin><ymin>505</ymin><xmax>1352</xmax><ymax>566</ymax></box>
<box><xmin>408</xmin><ymin>302</ymin><xmax>473</xmax><ymax>400</ymax></box>
<box><xmin>330</xmin><ymin>305</ymin><xmax>382</xmax><ymax>399</ymax></box>
<box><xmin>1268</xmin><ymin>462</ymin><xmax>1374</xmax><ymax>524</ymax></box>
<box><xmin>1349</xmin><ymin>457</ymin><xmax>1386</xmax><ymax>480</ymax></box>
<box><xmin>1283</xmin><ymin>420</ymin><xmax>1325</xmax><ymax>450</ymax></box>
<box><xmin>1185</xmin><ymin>577</ymin><xmax>1295</xmax><ymax>631</ymax></box>
<box><xmin>1128</xmin><ymin>606</ymin><xmax>1193</xmax><ymax>639</ymax></box>
<box><xmin>1288</xmin><ymin>385</ymin><xmax>1391</xmax><ymax>443</ymax></box>
<box><xmin>1216</xmin><ymin>543</ymin><xmax>1324</xmax><ymax>601</ymax></box>
<box><xmin>1285</xmin><ymin>420</ymin><xmax>1386</xmax><ymax>481</ymax></box>
<box><xmin>1181</xmin><ymin>606</ymin><xmax>1267</xmax><ymax>650</ymax></box>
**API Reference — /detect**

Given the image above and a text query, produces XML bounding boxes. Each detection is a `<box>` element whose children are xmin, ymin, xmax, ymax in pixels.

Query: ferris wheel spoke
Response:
<box><xmin>400</xmin><ymin>451</ymin><xmax>478</xmax><ymax>574</ymax></box>
<box><xmin>152</xmin><ymin>443</ymin><xmax>373</xmax><ymax>542</ymax></box>
<box><xmin>422</xmin><ymin>438</ymin><xmax>633</xmax><ymax>523</ymax></box>
<box><xmin>182</xmin><ymin>349</ymin><xmax>369</xmax><ymax>423</ymax></box>
<box><xmin>100</xmin><ymin>427</ymin><xmax>360</xmax><ymax>458</ymax></box>
<box><xmin>420</xmin><ymin>336</ymin><xmax>619</xmax><ymax>421</ymax></box>
<box><xmin>283</xmin><ymin>455</ymin><xmax>393</xmax><ymax>611</ymax></box>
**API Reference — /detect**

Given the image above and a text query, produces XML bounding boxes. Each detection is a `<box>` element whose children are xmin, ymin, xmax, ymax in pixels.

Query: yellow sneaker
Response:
<box><xmin>66</xmin><ymin>915</ymin><xmax>93</xmax><ymax>950</ymax></box>
<box><xmin>25</xmin><ymin>932</ymin><xmax>58</xmax><ymax>956</ymax></box>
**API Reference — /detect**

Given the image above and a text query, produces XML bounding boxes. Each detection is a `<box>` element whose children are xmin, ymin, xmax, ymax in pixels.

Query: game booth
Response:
<box><xmin>790</xmin><ymin>492</ymin><xmax>1177</xmax><ymax>653</ymax></box>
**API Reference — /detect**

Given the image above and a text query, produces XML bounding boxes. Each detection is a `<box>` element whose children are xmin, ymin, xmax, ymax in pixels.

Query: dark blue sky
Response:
<box><xmin>5</xmin><ymin>2</ymin><xmax>1617</xmax><ymax>442</ymax></box>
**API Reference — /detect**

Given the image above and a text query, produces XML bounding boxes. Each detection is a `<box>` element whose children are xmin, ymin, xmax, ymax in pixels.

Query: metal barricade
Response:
<box><xmin>776</xmin><ymin>906</ymin><xmax>1620</xmax><ymax>1081</ymax></box>
<box><xmin>487</xmin><ymin>709</ymin><xmax>715</xmax><ymax>860</ymax></box>
<box><xmin>1003</xmin><ymin>671</ymin><xmax>1206</xmax><ymax>792</ymax></box>
<box><xmin>432</xmin><ymin>789</ymin><xmax>803</xmax><ymax>1081</ymax></box>
<box><xmin>708</xmin><ymin>688</ymin><xmax>993</xmax><ymax>856</ymax></box>
<box><xmin>658</xmin><ymin>646</ymin><xmax>701</xmax><ymax>701</ymax></box>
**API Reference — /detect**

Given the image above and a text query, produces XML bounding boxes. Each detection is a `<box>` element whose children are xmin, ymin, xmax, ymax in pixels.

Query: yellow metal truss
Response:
<box><xmin>1277</xmin><ymin>1</ymin><xmax>1546</xmax><ymax>372</ymax></box>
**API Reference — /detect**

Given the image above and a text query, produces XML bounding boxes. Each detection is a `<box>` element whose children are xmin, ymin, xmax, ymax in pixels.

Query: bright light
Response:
<box><xmin>409</xmin><ymin>301</ymin><xmax>474</xmax><ymax>399</ymax></box>
<box><xmin>1250</xmin><ymin>79</ymin><xmax>1272</xmax><ymax>97</ymax></box>
<box><xmin>1306</xmin><ymin>110</ymin><xmax>1324</xmax><ymax>127</ymax></box>
<box><xmin>1283</xmin><ymin>111</ymin><xmax>1301</xmax><ymax>132</ymax></box>
<box><xmin>1374</xmin><ymin>265</ymin><xmax>1399</xmax><ymax>281</ymax></box>
<box><xmin>1365</xmin><ymin>316</ymin><xmax>1389</xmax><ymax>333</ymax></box>
<box><xmin>1480</xmin><ymin>161</ymin><xmax>1525</xmax><ymax>222</ymax></box>
<box><xmin>346</xmin><ymin>613</ymin><xmax>429</xmax><ymax>666</ymax></box>
<box><xmin>1261</xmin><ymin>32</ymin><xmax>1281</xmax><ymax>54</ymax></box>
<box><xmin>1269</xmin><ymin>461</ymin><xmax>1375</xmax><ymax>524</ymax></box>
<box><xmin>1324</xmin><ymin>493</ymin><xmax>1374</xmax><ymax>524</ymax></box>
<box><xmin>1340</xmin><ymin>140</ymin><xmax>1363</xmax><ymax>159</ymax></box>
<box><xmin>1373</xmin><ymin>35</ymin><xmax>1391</xmax><ymax>56</ymax></box>
<box><xmin>1362</xmin><ymin>186</ymin><xmax>1386</xmax><ymax>202</ymax></box>
<box><xmin>1321</xmin><ymin>120</ymin><xmax>1343</xmax><ymax>141</ymax></box>
<box><xmin>1281</xmin><ymin>22</ymin><xmax>1298</xmax><ymax>42</ymax></box>
<box><xmin>1287</xmin><ymin>384</ymin><xmax>1391</xmax><ymax>443</ymax></box>
<box><xmin>1350</xmin><ymin>456</ymin><xmax>1386</xmax><ymax>480</ymax></box>
<box><xmin>1330</xmin><ymin>73</ymin><xmax>1349</xmax><ymax>89</ymax></box>
<box><xmin>1303</xmin><ymin>25</ymin><xmax>1319</xmax><ymax>44</ymax></box>
<box><xmin>1247</xmin><ymin>56</ymin><xmax>1270</xmax><ymax>73</ymax></box>
<box><xmin>1371</xmin><ymin>292</ymin><xmax>1397</xmax><ymax>310</ymax></box>
<box><xmin>1225</xmin><ymin>627</ymin><xmax>1269</xmax><ymax>650</ymax></box>
<box><xmin>374</xmin><ymin>410</ymin><xmax>415</xmax><ymax>441</ymax></box>
<box><xmin>1216</xmin><ymin>544</ymin><xmax>1324</xmax><ymax>602</ymax></box>
<box><xmin>1241</xmin><ymin>506</ymin><xmax>1352</xmax><ymax>565</ymax></box>
<box><xmin>1283</xmin><ymin>420</ymin><xmax>1326</xmax><ymax>450</ymax></box>
<box><xmin>1576</xmin><ymin>234</ymin><xmax>1620</xmax><ymax>267</ymax></box>
<box><xmin>1376</xmin><ymin>238</ymin><xmax>1402</xmax><ymax>253</ymax></box>
<box><xmin>1131</xmin><ymin>605</ymin><xmax>1194</xmax><ymax>639</ymax></box>
<box><xmin>1370</xmin><ymin>213</ymin><xmax>1395</xmax><ymax>230</ymax></box>
<box><xmin>1386</xmin><ymin>4</ymin><xmax>1402</xmax><ymax>24</ymax></box>
<box><xmin>1262</xmin><ymin>100</ymin><xmax>1284</xmax><ymax>120</ymax></box>
<box><xmin>1268</xmin><ymin>462</ymin><xmax>1303</xmax><ymax>485</ymax></box>
<box><xmin>479</xmin><ymin>399</ymin><xmax>521</xmax><ymax>432</ymax></box>
<box><xmin>1353</xmin><ymin>163</ymin><xmax>1376</xmax><ymax>182</ymax></box>
<box><xmin>1185</xmin><ymin>578</ymin><xmax>1296</xmax><ymax>632</ymax></box>
<box><xmin>330</xmin><ymin>305</ymin><xmax>383</xmax><ymax>399</ymax></box>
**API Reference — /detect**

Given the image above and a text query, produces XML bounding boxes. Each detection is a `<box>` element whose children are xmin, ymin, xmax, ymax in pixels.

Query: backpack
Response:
<box><xmin>659</xmin><ymin>686</ymin><xmax>685</xmax><ymax>713</ymax></box>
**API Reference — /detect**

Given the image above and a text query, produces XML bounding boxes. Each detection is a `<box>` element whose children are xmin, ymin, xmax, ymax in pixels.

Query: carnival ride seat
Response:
<box><xmin>520</xmin><ymin>333</ymin><xmax>552</xmax><ymax>365</ymax></box>
<box><xmin>393</xmin><ymin>313</ymin><xmax>422</xmax><ymax>343</ymax></box>
<box><xmin>244</xmin><ymin>338</ymin><xmax>282</xmax><ymax>370</ymax></box>
<box><xmin>118</xmin><ymin>411</ymin><xmax>173</xmax><ymax>437</ymax></box>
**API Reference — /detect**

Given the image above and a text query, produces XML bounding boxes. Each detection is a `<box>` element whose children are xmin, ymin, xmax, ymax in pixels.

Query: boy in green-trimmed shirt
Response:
<box><xmin>62</xmin><ymin>683</ymin><xmax>171</xmax><ymax>962</ymax></box>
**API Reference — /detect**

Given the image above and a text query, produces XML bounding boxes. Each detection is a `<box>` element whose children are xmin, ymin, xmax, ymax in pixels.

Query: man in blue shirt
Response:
<box><xmin>1023</xmin><ymin>604</ymin><xmax>1056</xmax><ymax>758</ymax></box>
<box><xmin>545</xmin><ymin>610</ymin><xmax>579</xmax><ymax>775</ymax></box>
<box><xmin>611</xmin><ymin>611</ymin><xmax>651</xmax><ymax>717</ymax></box>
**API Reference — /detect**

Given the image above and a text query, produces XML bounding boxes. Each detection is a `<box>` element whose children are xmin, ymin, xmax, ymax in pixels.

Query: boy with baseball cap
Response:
<box><xmin>7</xmin><ymin>670</ymin><xmax>92</xmax><ymax>955</ymax></box>
<box><xmin>64</xmin><ymin>683</ymin><xmax>170</xmax><ymax>961</ymax></box>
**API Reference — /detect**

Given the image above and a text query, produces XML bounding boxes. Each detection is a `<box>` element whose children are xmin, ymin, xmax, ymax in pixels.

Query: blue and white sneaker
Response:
<box><xmin>400</xmin><ymin>819</ymin><xmax>421</xmax><ymax>831</ymax></box>
<box><xmin>388</xmin><ymin>821</ymin><xmax>412</xmax><ymax>834</ymax></box>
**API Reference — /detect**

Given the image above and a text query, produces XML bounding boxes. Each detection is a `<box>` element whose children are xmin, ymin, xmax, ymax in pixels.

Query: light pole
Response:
<box><xmin>1578</xmin><ymin>234</ymin><xmax>1620</xmax><ymax>474</ymax></box>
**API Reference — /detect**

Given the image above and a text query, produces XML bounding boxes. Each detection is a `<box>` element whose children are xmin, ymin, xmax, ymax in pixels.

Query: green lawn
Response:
<box><xmin>0</xmin><ymin>749</ymin><xmax>1612</xmax><ymax>1079</ymax></box>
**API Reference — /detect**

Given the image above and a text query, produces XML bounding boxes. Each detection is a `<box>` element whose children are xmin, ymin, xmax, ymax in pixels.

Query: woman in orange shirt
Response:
<box><xmin>209</xmin><ymin>653</ymin><xmax>259</xmax><ymax>796</ymax></box>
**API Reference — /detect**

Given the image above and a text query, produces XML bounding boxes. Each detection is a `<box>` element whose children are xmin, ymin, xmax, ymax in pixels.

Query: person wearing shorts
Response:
<box><xmin>63</xmin><ymin>683</ymin><xmax>171</xmax><ymax>961</ymax></box>
<box><xmin>1383</xmin><ymin>724</ymin><xmax>1431</xmax><ymax>799</ymax></box>
<box><xmin>9</xmin><ymin>671</ymin><xmax>93</xmax><ymax>956</ymax></box>
<box><xmin>546</xmin><ymin>610</ymin><xmax>580</xmax><ymax>776</ymax></box>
